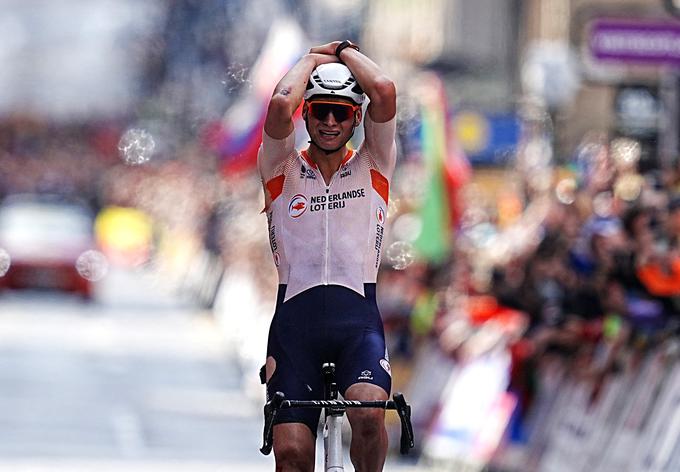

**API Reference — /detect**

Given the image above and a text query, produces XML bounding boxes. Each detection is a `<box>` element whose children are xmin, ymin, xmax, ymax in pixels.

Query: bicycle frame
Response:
<box><xmin>323</xmin><ymin>403</ymin><xmax>344</xmax><ymax>471</ymax></box>
<box><xmin>260</xmin><ymin>363</ymin><xmax>415</xmax><ymax>471</ymax></box>
<box><xmin>323</xmin><ymin>363</ymin><xmax>344</xmax><ymax>471</ymax></box>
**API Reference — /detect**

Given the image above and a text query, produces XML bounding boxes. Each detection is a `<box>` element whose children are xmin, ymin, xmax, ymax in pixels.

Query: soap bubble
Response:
<box><xmin>614</xmin><ymin>174</ymin><xmax>643</xmax><ymax>202</ymax></box>
<box><xmin>391</xmin><ymin>213</ymin><xmax>421</xmax><ymax>242</ymax></box>
<box><xmin>0</xmin><ymin>249</ymin><xmax>10</xmax><ymax>276</ymax></box>
<box><xmin>593</xmin><ymin>191</ymin><xmax>613</xmax><ymax>217</ymax></box>
<box><xmin>118</xmin><ymin>128</ymin><xmax>156</xmax><ymax>165</ymax></box>
<box><xmin>222</xmin><ymin>64</ymin><xmax>251</xmax><ymax>94</ymax></box>
<box><xmin>555</xmin><ymin>178</ymin><xmax>577</xmax><ymax>204</ymax></box>
<box><xmin>610</xmin><ymin>137</ymin><xmax>641</xmax><ymax>169</ymax></box>
<box><xmin>386</xmin><ymin>241</ymin><xmax>416</xmax><ymax>270</ymax></box>
<box><xmin>387</xmin><ymin>198</ymin><xmax>401</xmax><ymax>218</ymax></box>
<box><xmin>76</xmin><ymin>250</ymin><xmax>109</xmax><ymax>281</ymax></box>
<box><xmin>396</xmin><ymin>95</ymin><xmax>420</xmax><ymax>134</ymax></box>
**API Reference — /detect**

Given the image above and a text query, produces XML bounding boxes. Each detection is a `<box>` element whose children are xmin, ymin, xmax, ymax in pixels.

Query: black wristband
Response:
<box><xmin>335</xmin><ymin>40</ymin><xmax>360</xmax><ymax>58</ymax></box>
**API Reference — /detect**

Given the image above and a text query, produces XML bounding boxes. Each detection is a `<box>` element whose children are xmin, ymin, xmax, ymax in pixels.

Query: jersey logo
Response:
<box><xmin>300</xmin><ymin>165</ymin><xmax>316</xmax><ymax>179</ymax></box>
<box><xmin>380</xmin><ymin>359</ymin><xmax>391</xmax><ymax>377</ymax></box>
<box><xmin>358</xmin><ymin>370</ymin><xmax>374</xmax><ymax>381</ymax></box>
<box><xmin>376</xmin><ymin>207</ymin><xmax>385</xmax><ymax>225</ymax></box>
<box><xmin>288</xmin><ymin>194</ymin><xmax>308</xmax><ymax>218</ymax></box>
<box><xmin>375</xmin><ymin>207</ymin><xmax>385</xmax><ymax>268</ymax></box>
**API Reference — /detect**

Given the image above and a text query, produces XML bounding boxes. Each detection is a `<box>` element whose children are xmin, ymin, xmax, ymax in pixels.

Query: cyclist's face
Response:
<box><xmin>304</xmin><ymin>98</ymin><xmax>361</xmax><ymax>151</ymax></box>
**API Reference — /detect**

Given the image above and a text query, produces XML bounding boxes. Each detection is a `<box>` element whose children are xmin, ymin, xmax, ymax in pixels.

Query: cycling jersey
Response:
<box><xmin>257</xmin><ymin>113</ymin><xmax>397</xmax><ymax>302</ymax></box>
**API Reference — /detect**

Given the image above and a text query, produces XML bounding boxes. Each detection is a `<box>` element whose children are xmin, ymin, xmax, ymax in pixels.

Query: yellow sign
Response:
<box><xmin>453</xmin><ymin>111</ymin><xmax>490</xmax><ymax>154</ymax></box>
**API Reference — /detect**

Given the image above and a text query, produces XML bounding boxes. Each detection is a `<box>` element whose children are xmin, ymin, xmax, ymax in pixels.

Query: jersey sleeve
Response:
<box><xmin>360</xmin><ymin>113</ymin><xmax>397</xmax><ymax>177</ymax></box>
<box><xmin>257</xmin><ymin>128</ymin><xmax>297</xmax><ymax>181</ymax></box>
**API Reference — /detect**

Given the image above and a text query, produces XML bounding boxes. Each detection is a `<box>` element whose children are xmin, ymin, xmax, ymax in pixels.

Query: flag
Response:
<box><xmin>413</xmin><ymin>73</ymin><xmax>471</xmax><ymax>263</ymax></box>
<box><xmin>203</xmin><ymin>18</ymin><xmax>306</xmax><ymax>174</ymax></box>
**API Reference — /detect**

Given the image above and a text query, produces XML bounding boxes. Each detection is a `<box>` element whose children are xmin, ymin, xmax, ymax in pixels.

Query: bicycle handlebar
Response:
<box><xmin>392</xmin><ymin>392</ymin><xmax>415</xmax><ymax>455</ymax></box>
<box><xmin>260</xmin><ymin>391</ymin><xmax>415</xmax><ymax>455</ymax></box>
<box><xmin>260</xmin><ymin>391</ymin><xmax>285</xmax><ymax>455</ymax></box>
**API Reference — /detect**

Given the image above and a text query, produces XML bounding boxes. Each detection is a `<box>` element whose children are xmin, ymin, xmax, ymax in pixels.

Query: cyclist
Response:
<box><xmin>258</xmin><ymin>40</ymin><xmax>397</xmax><ymax>472</ymax></box>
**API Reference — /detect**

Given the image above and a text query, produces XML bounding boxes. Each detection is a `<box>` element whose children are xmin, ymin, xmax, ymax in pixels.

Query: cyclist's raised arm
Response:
<box><xmin>259</xmin><ymin>52</ymin><xmax>339</xmax><ymax>183</ymax></box>
<box><xmin>264</xmin><ymin>53</ymin><xmax>339</xmax><ymax>140</ymax></box>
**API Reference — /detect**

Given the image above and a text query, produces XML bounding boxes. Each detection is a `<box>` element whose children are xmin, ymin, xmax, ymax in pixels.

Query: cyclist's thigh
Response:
<box><xmin>266</xmin><ymin>286</ymin><xmax>324</xmax><ymax>435</ymax></box>
<box><xmin>336</xmin><ymin>325</ymin><xmax>392</xmax><ymax>397</ymax></box>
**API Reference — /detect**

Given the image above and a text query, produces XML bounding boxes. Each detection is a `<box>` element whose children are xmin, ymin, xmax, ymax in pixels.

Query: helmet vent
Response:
<box><xmin>304</xmin><ymin>63</ymin><xmax>365</xmax><ymax>104</ymax></box>
<box><xmin>321</xmin><ymin>78</ymin><xmax>343</xmax><ymax>90</ymax></box>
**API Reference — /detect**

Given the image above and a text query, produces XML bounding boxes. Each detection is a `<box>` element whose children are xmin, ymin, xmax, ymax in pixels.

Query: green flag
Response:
<box><xmin>414</xmin><ymin>77</ymin><xmax>452</xmax><ymax>263</ymax></box>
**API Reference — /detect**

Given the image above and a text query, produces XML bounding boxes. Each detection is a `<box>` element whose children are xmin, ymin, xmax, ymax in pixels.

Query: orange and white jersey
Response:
<box><xmin>257</xmin><ymin>114</ymin><xmax>397</xmax><ymax>302</ymax></box>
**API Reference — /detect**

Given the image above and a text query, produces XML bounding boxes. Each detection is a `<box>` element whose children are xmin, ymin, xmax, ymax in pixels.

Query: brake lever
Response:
<box><xmin>260</xmin><ymin>391</ymin><xmax>285</xmax><ymax>455</ymax></box>
<box><xmin>393</xmin><ymin>392</ymin><xmax>415</xmax><ymax>454</ymax></box>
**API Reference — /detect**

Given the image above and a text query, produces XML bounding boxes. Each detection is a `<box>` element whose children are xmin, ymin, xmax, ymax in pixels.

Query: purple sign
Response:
<box><xmin>589</xmin><ymin>18</ymin><xmax>680</xmax><ymax>66</ymax></box>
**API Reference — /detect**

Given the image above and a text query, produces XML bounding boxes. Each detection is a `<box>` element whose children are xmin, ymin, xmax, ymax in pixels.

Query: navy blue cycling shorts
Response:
<box><xmin>265</xmin><ymin>283</ymin><xmax>392</xmax><ymax>435</ymax></box>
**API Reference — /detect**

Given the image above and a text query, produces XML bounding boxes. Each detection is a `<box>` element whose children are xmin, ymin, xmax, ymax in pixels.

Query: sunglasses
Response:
<box><xmin>308</xmin><ymin>101</ymin><xmax>359</xmax><ymax>122</ymax></box>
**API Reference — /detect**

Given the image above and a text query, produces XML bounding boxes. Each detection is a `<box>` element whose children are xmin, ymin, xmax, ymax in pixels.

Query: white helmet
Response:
<box><xmin>304</xmin><ymin>63</ymin><xmax>365</xmax><ymax>105</ymax></box>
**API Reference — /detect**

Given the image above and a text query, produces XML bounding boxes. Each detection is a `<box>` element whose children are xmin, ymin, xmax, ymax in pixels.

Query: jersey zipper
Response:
<box><xmin>323</xmin><ymin>171</ymin><xmax>339</xmax><ymax>285</ymax></box>
<box><xmin>324</xmin><ymin>186</ymin><xmax>330</xmax><ymax>285</ymax></box>
<box><xmin>320</xmin><ymin>151</ymin><xmax>352</xmax><ymax>285</ymax></box>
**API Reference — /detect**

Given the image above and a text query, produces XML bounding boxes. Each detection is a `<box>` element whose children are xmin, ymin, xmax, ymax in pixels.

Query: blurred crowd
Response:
<box><xmin>0</xmin><ymin>120</ymin><xmax>113</xmax><ymax>207</ymax></box>
<box><xmin>492</xmin><ymin>136</ymin><xmax>680</xmax><ymax>415</ymax></box>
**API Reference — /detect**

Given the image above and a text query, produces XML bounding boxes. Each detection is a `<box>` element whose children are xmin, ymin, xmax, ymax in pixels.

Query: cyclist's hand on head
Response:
<box><xmin>309</xmin><ymin>52</ymin><xmax>340</xmax><ymax>67</ymax></box>
<box><xmin>309</xmin><ymin>41</ymin><xmax>342</xmax><ymax>56</ymax></box>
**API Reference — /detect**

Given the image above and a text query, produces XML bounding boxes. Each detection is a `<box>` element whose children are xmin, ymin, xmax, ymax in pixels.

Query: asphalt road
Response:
<box><xmin>0</xmin><ymin>268</ymin><xmax>274</xmax><ymax>471</ymax></box>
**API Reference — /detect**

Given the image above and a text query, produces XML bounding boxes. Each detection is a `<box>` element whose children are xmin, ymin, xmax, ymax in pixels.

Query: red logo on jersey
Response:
<box><xmin>376</xmin><ymin>207</ymin><xmax>385</xmax><ymax>225</ymax></box>
<box><xmin>288</xmin><ymin>194</ymin><xmax>308</xmax><ymax>218</ymax></box>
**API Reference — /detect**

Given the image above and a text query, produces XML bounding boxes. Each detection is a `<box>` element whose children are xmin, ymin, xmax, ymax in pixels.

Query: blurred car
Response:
<box><xmin>0</xmin><ymin>195</ymin><xmax>98</xmax><ymax>299</ymax></box>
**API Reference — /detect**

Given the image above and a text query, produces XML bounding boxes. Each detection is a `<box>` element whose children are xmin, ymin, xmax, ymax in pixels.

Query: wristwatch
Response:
<box><xmin>335</xmin><ymin>40</ymin><xmax>360</xmax><ymax>58</ymax></box>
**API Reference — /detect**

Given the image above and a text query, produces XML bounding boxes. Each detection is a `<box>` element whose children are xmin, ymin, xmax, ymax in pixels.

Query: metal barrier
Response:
<box><xmin>530</xmin><ymin>340</ymin><xmax>680</xmax><ymax>472</ymax></box>
<box><xmin>413</xmin><ymin>337</ymin><xmax>680</xmax><ymax>471</ymax></box>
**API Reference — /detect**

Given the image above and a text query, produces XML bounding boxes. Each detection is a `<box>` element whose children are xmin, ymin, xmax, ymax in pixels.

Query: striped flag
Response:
<box><xmin>204</xmin><ymin>18</ymin><xmax>306</xmax><ymax>174</ymax></box>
